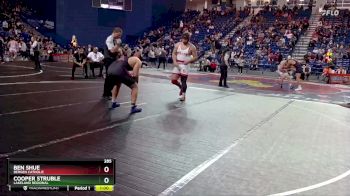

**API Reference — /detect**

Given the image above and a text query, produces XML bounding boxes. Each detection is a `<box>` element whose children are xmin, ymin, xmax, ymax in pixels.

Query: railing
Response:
<box><xmin>292</xmin><ymin>38</ymin><xmax>311</xmax><ymax>57</ymax></box>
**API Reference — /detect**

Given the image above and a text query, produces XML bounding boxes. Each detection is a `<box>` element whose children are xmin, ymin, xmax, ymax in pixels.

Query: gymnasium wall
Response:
<box><xmin>55</xmin><ymin>0</ymin><xmax>186</xmax><ymax>47</ymax></box>
<box><xmin>23</xmin><ymin>0</ymin><xmax>57</xmax><ymax>21</ymax></box>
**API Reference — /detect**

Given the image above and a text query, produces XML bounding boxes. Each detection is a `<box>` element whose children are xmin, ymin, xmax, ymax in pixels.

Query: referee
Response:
<box><xmin>102</xmin><ymin>27</ymin><xmax>123</xmax><ymax>99</ymax></box>
<box><xmin>219</xmin><ymin>49</ymin><xmax>230</xmax><ymax>88</ymax></box>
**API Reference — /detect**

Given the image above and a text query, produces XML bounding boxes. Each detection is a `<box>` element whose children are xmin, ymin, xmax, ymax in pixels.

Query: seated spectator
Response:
<box><xmin>250</xmin><ymin>57</ymin><xmax>259</xmax><ymax>70</ymax></box>
<box><xmin>304</xmin><ymin>52</ymin><xmax>311</xmax><ymax>63</ymax></box>
<box><xmin>247</xmin><ymin>36</ymin><xmax>253</xmax><ymax>45</ymax></box>
<box><xmin>71</xmin><ymin>48</ymin><xmax>88</xmax><ymax>80</ymax></box>
<box><xmin>336</xmin><ymin>67</ymin><xmax>347</xmax><ymax>74</ymax></box>
<box><xmin>285</xmin><ymin>30</ymin><xmax>293</xmax><ymax>39</ymax></box>
<box><xmin>326</xmin><ymin>49</ymin><xmax>333</xmax><ymax>58</ymax></box>
<box><xmin>7</xmin><ymin>37</ymin><xmax>19</xmax><ymax>61</ymax></box>
<box><xmin>201</xmin><ymin>58</ymin><xmax>211</xmax><ymax>72</ymax></box>
<box><xmin>324</xmin><ymin>55</ymin><xmax>332</xmax><ymax>64</ymax></box>
<box><xmin>87</xmin><ymin>47</ymin><xmax>104</xmax><ymax>77</ymax></box>
<box><xmin>2</xmin><ymin>20</ymin><xmax>9</xmax><ymax>31</ymax></box>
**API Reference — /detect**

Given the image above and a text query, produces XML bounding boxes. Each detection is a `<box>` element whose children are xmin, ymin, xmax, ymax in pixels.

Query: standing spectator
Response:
<box><xmin>31</xmin><ymin>37</ymin><xmax>42</xmax><ymax>71</ymax></box>
<box><xmin>71</xmin><ymin>48</ymin><xmax>88</xmax><ymax>80</ymax></box>
<box><xmin>148</xmin><ymin>47</ymin><xmax>156</xmax><ymax>66</ymax></box>
<box><xmin>157</xmin><ymin>47</ymin><xmax>167</xmax><ymax>69</ymax></box>
<box><xmin>47</xmin><ymin>42</ymin><xmax>54</xmax><ymax>62</ymax></box>
<box><xmin>302</xmin><ymin>64</ymin><xmax>311</xmax><ymax>80</ymax></box>
<box><xmin>19</xmin><ymin>40</ymin><xmax>28</xmax><ymax>60</ymax></box>
<box><xmin>87</xmin><ymin>47</ymin><xmax>104</xmax><ymax>77</ymax></box>
<box><xmin>87</xmin><ymin>44</ymin><xmax>93</xmax><ymax>53</ymax></box>
<box><xmin>230</xmin><ymin>50</ymin><xmax>235</xmax><ymax>67</ymax></box>
<box><xmin>236</xmin><ymin>55</ymin><xmax>245</xmax><ymax>75</ymax></box>
<box><xmin>71</xmin><ymin>35</ymin><xmax>78</xmax><ymax>49</ymax></box>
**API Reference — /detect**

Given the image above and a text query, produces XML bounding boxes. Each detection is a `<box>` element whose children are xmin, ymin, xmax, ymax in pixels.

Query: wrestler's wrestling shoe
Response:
<box><xmin>179</xmin><ymin>94</ymin><xmax>186</xmax><ymax>102</ymax></box>
<box><xmin>295</xmin><ymin>86</ymin><xmax>302</xmax><ymax>91</ymax></box>
<box><xmin>131</xmin><ymin>105</ymin><xmax>142</xmax><ymax>114</ymax></box>
<box><xmin>111</xmin><ymin>102</ymin><xmax>121</xmax><ymax>109</ymax></box>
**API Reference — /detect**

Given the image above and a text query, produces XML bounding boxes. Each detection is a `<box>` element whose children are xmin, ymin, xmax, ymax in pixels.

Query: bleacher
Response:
<box><xmin>228</xmin><ymin>6</ymin><xmax>311</xmax><ymax>73</ymax></box>
<box><xmin>195</xmin><ymin>8</ymin><xmax>250</xmax><ymax>58</ymax></box>
<box><xmin>307</xmin><ymin>9</ymin><xmax>350</xmax><ymax>76</ymax></box>
<box><xmin>127</xmin><ymin>10</ymin><xmax>200</xmax><ymax>46</ymax></box>
<box><xmin>133</xmin><ymin>7</ymin><xmax>248</xmax><ymax>60</ymax></box>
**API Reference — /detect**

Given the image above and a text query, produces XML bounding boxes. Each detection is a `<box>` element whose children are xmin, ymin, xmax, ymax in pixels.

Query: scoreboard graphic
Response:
<box><xmin>7</xmin><ymin>159</ymin><xmax>115</xmax><ymax>192</ymax></box>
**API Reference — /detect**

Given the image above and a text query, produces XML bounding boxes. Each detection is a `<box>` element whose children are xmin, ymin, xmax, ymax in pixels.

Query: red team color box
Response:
<box><xmin>7</xmin><ymin>158</ymin><xmax>115</xmax><ymax>192</ymax></box>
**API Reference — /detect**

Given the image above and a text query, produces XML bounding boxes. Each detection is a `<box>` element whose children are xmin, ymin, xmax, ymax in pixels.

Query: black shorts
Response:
<box><xmin>90</xmin><ymin>62</ymin><xmax>102</xmax><ymax>68</ymax></box>
<box><xmin>295</xmin><ymin>65</ymin><xmax>303</xmax><ymax>74</ymax></box>
<box><xmin>109</xmin><ymin>74</ymin><xmax>136</xmax><ymax>88</ymax></box>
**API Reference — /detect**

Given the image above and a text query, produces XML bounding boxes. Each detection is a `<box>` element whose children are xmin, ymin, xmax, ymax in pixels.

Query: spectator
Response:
<box><xmin>87</xmin><ymin>47</ymin><xmax>104</xmax><ymax>78</ymax></box>
<box><xmin>71</xmin><ymin>35</ymin><xmax>78</xmax><ymax>48</ymax></box>
<box><xmin>209</xmin><ymin>59</ymin><xmax>217</xmax><ymax>72</ymax></box>
<box><xmin>87</xmin><ymin>44</ymin><xmax>93</xmax><ymax>53</ymax></box>
<box><xmin>8</xmin><ymin>37</ymin><xmax>19</xmax><ymax>61</ymax></box>
<box><xmin>19</xmin><ymin>40</ymin><xmax>28</xmax><ymax>60</ymax></box>
<box><xmin>202</xmin><ymin>58</ymin><xmax>211</xmax><ymax>72</ymax></box>
<box><xmin>157</xmin><ymin>47</ymin><xmax>167</xmax><ymax>69</ymax></box>
<box><xmin>302</xmin><ymin>64</ymin><xmax>311</xmax><ymax>80</ymax></box>
<box><xmin>2</xmin><ymin>20</ymin><xmax>9</xmax><ymax>31</ymax></box>
<box><xmin>71</xmin><ymin>48</ymin><xmax>88</xmax><ymax>80</ymax></box>
<box><xmin>236</xmin><ymin>55</ymin><xmax>245</xmax><ymax>75</ymax></box>
<box><xmin>336</xmin><ymin>67</ymin><xmax>347</xmax><ymax>74</ymax></box>
<box><xmin>321</xmin><ymin>66</ymin><xmax>333</xmax><ymax>83</ymax></box>
<box><xmin>304</xmin><ymin>52</ymin><xmax>310</xmax><ymax>63</ymax></box>
<box><xmin>148</xmin><ymin>47</ymin><xmax>156</xmax><ymax>66</ymax></box>
<box><xmin>250</xmin><ymin>57</ymin><xmax>259</xmax><ymax>70</ymax></box>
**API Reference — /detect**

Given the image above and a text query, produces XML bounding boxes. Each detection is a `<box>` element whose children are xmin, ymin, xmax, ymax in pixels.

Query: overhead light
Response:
<box><xmin>109</xmin><ymin>5</ymin><xmax>123</xmax><ymax>10</ymax></box>
<box><xmin>101</xmin><ymin>4</ymin><xmax>108</xmax><ymax>8</ymax></box>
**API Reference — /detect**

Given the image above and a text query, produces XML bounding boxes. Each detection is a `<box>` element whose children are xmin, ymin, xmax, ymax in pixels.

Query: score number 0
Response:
<box><xmin>103</xmin><ymin>159</ymin><xmax>112</xmax><ymax>184</ymax></box>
